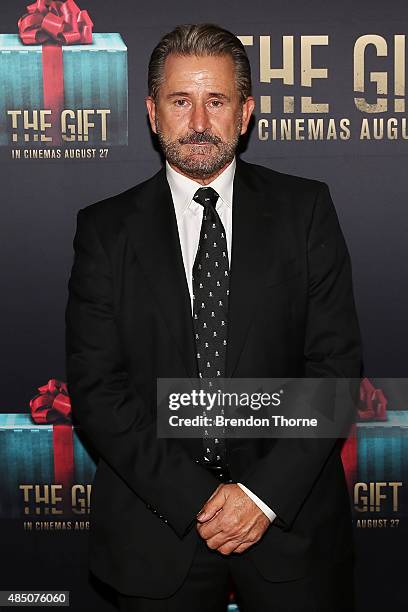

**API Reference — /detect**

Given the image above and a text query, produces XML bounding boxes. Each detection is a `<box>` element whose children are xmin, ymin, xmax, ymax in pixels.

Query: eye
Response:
<box><xmin>174</xmin><ymin>99</ymin><xmax>188</xmax><ymax>107</ymax></box>
<box><xmin>209</xmin><ymin>100</ymin><xmax>223</xmax><ymax>107</ymax></box>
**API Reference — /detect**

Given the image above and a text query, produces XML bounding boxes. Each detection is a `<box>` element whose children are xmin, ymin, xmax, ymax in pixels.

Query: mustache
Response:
<box><xmin>178</xmin><ymin>132</ymin><xmax>222</xmax><ymax>145</ymax></box>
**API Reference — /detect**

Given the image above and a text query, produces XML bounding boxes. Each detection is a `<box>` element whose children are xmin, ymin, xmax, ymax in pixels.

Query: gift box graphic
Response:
<box><xmin>0</xmin><ymin>378</ymin><xmax>97</xmax><ymax>519</ymax></box>
<box><xmin>0</xmin><ymin>1</ymin><xmax>128</xmax><ymax>146</ymax></box>
<box><xmin>340</xmin><ymin>377</ymin><xmax>389</xmax><ymax>493</ymax></box>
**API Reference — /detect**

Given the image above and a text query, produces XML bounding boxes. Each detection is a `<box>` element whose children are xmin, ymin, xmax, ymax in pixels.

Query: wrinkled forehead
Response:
<box><xmin>160</xmin><ymin>53</ymin><xmax>237</xmax><ymax>96</ymax></box>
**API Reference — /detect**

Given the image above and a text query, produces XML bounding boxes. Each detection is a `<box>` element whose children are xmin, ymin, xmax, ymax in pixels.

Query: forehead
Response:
<box><xmin>161</xmin><ymin>53</ymin><xmax>235</xmax><ymax>91</ymax></box>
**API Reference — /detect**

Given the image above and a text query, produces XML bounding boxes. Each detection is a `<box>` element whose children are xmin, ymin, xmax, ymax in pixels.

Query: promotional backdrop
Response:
<box><xmin>1</xmin><ymin>1</ymin><xmax>407</xmax><ymax>610</ymax></box>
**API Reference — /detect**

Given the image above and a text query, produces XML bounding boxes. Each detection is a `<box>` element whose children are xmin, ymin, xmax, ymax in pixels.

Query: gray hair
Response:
<box><xmin>148</xmin><ymin>23</ymin><xmax>252</xmax><ymax>104</ymax></box>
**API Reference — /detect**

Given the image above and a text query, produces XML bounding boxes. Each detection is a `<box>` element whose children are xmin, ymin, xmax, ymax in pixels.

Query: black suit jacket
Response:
<box><xmin>65</xmin><ymin>158</ymin><xmax>363</xmax><ymax>597</ymax></box>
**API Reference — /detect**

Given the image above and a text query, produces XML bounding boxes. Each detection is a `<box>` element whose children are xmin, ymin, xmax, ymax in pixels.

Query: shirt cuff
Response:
<box><xmin>237</xmin><ymin>482</ymin><xmax>276</xmax><ymax>523</ymax></box>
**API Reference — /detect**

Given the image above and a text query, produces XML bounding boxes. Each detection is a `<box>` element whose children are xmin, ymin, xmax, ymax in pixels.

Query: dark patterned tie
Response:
<box><xmin>192</xmin><ymin>186</ymin><xmax>229</xmax><ymax>467</ymax></box>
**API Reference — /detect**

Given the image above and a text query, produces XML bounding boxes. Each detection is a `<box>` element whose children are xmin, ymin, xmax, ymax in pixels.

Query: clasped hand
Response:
<box><xmin>195</xmin><ymin>483</ymin><xmax>270</xmax><ymax>555</ymax></box>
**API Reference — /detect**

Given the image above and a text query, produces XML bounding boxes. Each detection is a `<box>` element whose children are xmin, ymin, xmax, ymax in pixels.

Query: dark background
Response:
<box><xmin>0</xmin><ymin>1</ymin><xmax>407</xmax><ymax>609</ymax></box>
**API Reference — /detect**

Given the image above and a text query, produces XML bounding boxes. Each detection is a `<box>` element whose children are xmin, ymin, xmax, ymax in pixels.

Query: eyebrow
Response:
<box><xmin>166</xmin><ymin>91</ymin><xmax>231</xmax><ymax>101</ymax></box>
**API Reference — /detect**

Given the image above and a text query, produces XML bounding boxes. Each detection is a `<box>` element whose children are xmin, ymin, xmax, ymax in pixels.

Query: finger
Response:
<box><xmin>196</xmin><ymin>489</ymin><xmax>225</xmax><ymax>522</ymax></box>
<box><xmin>205</xmin><ymin>532</ymin><xmax>238</xmax><ymax>551</ymax></box>
<box><xmin>195</xmin><ymin>485</ymin><xmax>222</xmax><ymax>520</ymax></box>
<box><xmin>215</xmin><ymin>539</ymin><xmax>244</xmax><ymax>556</ymax></box>
<box><xmin>196</xmin><ymin>508</ymin><xmax>222</xmax><ymax>533</ymax></box>
<box><xmin>196</xmin><ymin>497</ymin><xmax>223</xmax><ymax>526</ymax></box>
<box><xmin>202</xmin><ymin>522</ymin><xmax>249</xmax><ymax>550</ymax></box>
<box><xmin>196</xmin><ymin>512</ymin><xmax>224</xmax><ymax>539</ymax></box>
<box><xmin>230</xmin><ymin>541</ymin><xmax>252</xmax><ymax>554</ymax></box>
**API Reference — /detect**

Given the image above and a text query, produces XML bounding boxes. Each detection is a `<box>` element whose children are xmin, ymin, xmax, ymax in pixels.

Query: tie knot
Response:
<box><xmin>193</xmin><ymin>186</ymin><xmax>219</xmax><ymax>210</ymax></box>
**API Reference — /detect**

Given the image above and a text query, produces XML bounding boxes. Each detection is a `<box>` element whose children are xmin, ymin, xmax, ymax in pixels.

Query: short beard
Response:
<box><xmin>155</xmin><ymin>116</ymin><xmax>242</xmax><ymax>179</ymax></box>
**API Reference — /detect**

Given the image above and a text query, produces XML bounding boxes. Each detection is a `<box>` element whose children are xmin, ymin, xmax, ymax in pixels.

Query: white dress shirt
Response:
<box><xmin>165</xmin><ymin>156</ymin><xmax>276</xmax><ymax>524</ymax></box>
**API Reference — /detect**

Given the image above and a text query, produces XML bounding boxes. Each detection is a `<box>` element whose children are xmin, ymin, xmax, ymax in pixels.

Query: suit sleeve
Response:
<box><xmin>238</xmin><ymin>181</ymin><xmax>363</xmax><ymax>531</ymax></box>
<box><xmin>65</xmin><ymin>208</ymin><xmax>219</xmax><ymax>539</ymax></box>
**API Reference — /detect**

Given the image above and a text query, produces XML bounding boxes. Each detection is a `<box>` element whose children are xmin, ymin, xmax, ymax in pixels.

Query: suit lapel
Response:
<box><xmin>122</xmin><ymin>159</ymin><xmax>289</xmax><ymax>379</ymax></box>
<box><xmin>225</xmin><ymin>158</ymin><xmax>285</xmax><ymax>376</ymax></box>
<box><xmin>122</xmin><ymin>168</ymin><xmax>199</xmax><ymax>378</ymax></box>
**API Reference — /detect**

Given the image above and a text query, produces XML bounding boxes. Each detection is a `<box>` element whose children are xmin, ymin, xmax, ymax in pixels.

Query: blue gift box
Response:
<box><xmin>357</xmin><ymin>410</ymin><xmax>408</xmax><ymax>482</ymax></box>
<box><xmin>0</xmin><ymin>413</ymin><xmax>96</xmax><ymax>519</ymax></box>
<box><xmin>0</xmin><ymin>33</ymin><xmax>128</xmax><ymax>146</ymax></box>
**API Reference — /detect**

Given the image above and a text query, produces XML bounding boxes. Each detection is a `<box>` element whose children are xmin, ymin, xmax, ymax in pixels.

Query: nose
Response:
<box><xmin>188</xmin><ymin>101</ymin><xmax>211</xmax><ymax>133</ymax></box>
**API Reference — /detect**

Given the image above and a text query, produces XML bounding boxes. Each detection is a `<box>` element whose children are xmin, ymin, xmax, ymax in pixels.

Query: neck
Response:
<box><xmin>167</xmin><ymin>160</ymin><xmax>233</xmax><ymax>185</ymax></box>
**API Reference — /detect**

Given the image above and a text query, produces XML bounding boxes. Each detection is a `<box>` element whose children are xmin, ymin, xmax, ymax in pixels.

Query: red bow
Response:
<box><xmin>30</xmin><ymin>378</ymin><xmax>72</xmax><ymax>424</ymax></box>
<box><xmin>358</xmin><ymin>377</ymin><xmax>387</xmax><ymax>421</ymax></box>
<box><xmin>18</xmin><ymin>0</ymin><xmax>93</xmax><ymax>46</ymax></box>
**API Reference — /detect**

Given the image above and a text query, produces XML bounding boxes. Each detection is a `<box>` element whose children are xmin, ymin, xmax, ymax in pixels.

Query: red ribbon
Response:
<box><xmin>30</xmin><ymin>378</ymin><xmax>74</xmax><ymax>490</ymax></box>
<box><xmin>340</xmin><ymin>423</ymin><xmax>357</xmax><ymax>496</ymax></box>
<box><xmin>17</xmin><ymin>1</ymin><xmax>94</xmax><ymax>145</ymax></box>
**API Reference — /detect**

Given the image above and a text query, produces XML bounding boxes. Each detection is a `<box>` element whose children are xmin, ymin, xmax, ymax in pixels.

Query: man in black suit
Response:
<box><xmin>65</xmin><ymin>23</ymin><xmax>363</xmax><ymax>612</ymax></box>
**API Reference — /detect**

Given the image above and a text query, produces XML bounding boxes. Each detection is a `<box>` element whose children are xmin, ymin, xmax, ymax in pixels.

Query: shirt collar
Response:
<box><xmin>165</xmin><ymin>156</ymin><xmax>236</xmax><ymax>216</ymax></box>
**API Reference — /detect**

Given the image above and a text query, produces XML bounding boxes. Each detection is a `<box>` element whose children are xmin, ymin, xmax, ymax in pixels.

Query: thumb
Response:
<box><xmin>196</xmin><ymin>486</ymin><xmax>225</xmax><ymax>522</ymax></box>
